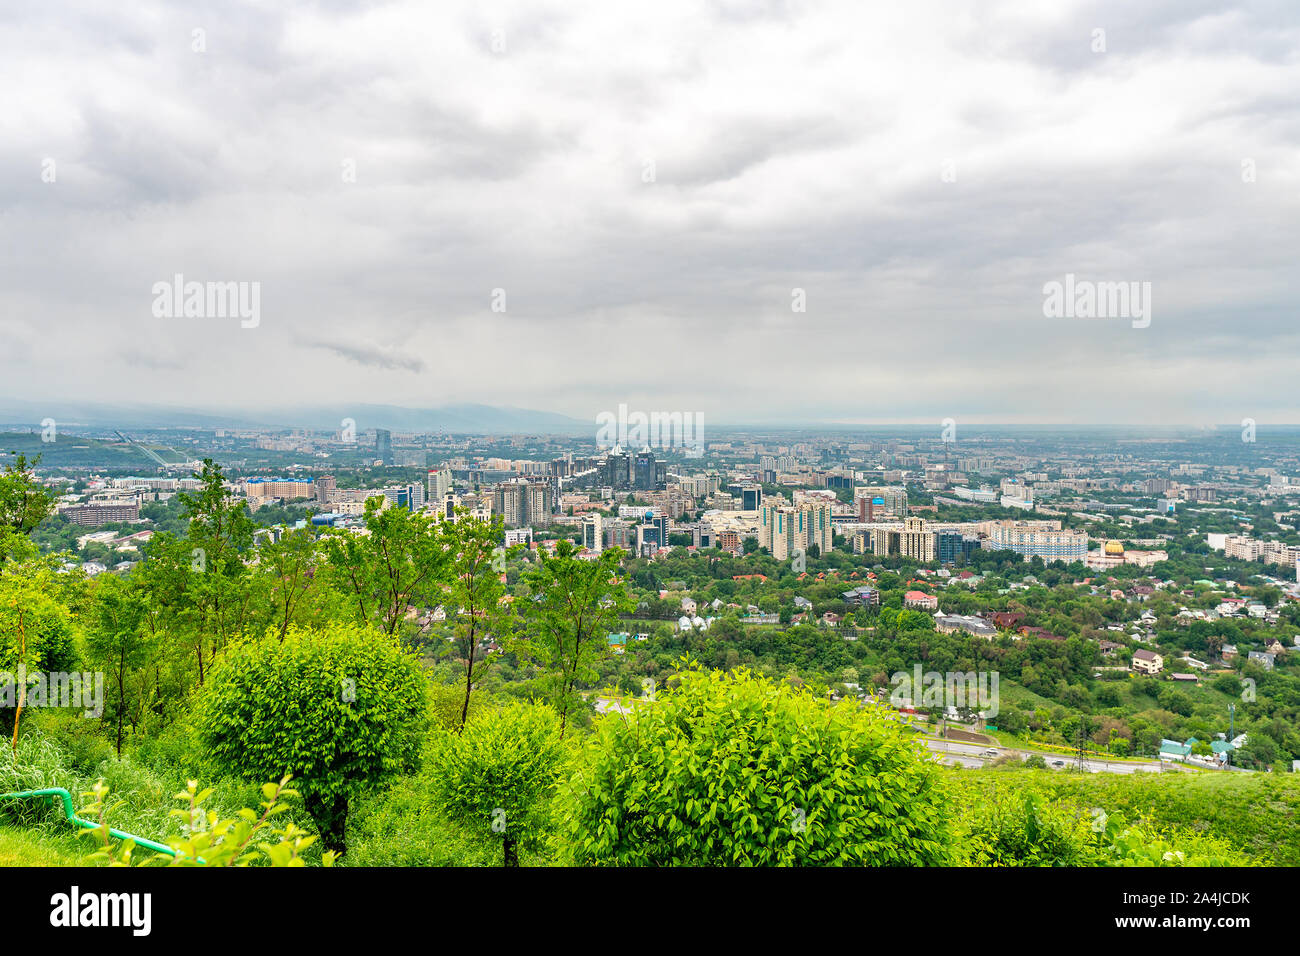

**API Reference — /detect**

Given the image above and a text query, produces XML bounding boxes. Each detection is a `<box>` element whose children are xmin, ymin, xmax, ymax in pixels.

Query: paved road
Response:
<box><xmin>921</xmin><ymin>738</ymin><xmax>1168</xmax><ymax>774</ymax></box>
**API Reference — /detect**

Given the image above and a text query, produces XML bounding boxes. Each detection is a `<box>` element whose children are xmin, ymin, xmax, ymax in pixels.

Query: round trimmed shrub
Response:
<box><xmin>562</xmin><ymin>667</ymin><xmax>950</xmax><ymax>865</ymax></box>
<box><xmin>197</xmin><ymin>622</ymin><xmax>427</xmax><ymax>854</ymax></box>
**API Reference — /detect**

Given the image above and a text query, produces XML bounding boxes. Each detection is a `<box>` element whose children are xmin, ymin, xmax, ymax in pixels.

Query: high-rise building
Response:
<box><xmin>427</xmin><ymin>466</ymin><xmax>452</xmax><ymax>502</ymax></box>
<box><xmin>601</xmin><ymin>451</ymin><xmax>632</xmax><ymax>490</ymax></box>
<box><xmin>653</xmin><ymin>512</ymin><xmax>670</xmax><ymax>545</ymax></box>
<box><xmin>797</xmin><ymin>497</ymin><xmax>834</xmax><ymax>554</ymax></box>
<box><xmin>58</xmin><ymin>501</ymin><xmax>141</xmax><ymax>526</ymax></box>
<box><xmin>900</xmin><ymin>516</ymin><xmax>937</xmax><ymax>562</ymax></box>
<box><xmin>937</xmin><ymin>530</ymin><xmax>979</xmax><ymax>565</ymax></box>
<box><xmin>582</xmin><ymin>513</ymin><xmax>603</xmax><ymax>553</ymax></box>
<box><xmin>759</xmin><ymin>503</ymin><xmax>794</xmax><ymax>560</ymax></box>
<box><xmin>493</xmin><ymin>483</ymin><xmax>526</xmax><ymax>527</ymax></box>
<box><xmin>635</xmin><ymin>522</ymin><xmax>659</xmax><ymax>554</ymax></box>
<box><xmin>244</xmin><ymin>478</ymin><xmax>316</xmax><ymax>501</ymax></box>
<box><xmin>759</xmin><ymin>498</ymin><xmax>832</xmax><ymax>560</ymax></box>
<box><xmin>375</xmin><ymin>429</ymin><xmax>393</xmax><ymax>465</ymax></box>
<box><xmin>692</xmin><ymin>523</ymin><xmax>716</xmax><ymax>549</ymax></box>
<box><xmin>524</xmin><ymin>482</ymin><xmax>554</xmax><ymax>527</ymax></box>
<box><xmin>869</xmin><ymin>527</ymin><xmax>899</xmax><ymax>557</ymax></box>
<box><xmin>988</xmin><ymin>521</ymin><xmax>1088</xmax><ymax>563</ymax></box>
<box><xmin>492</xmin><ymin>480</ymin><xmax>554</xmax><ymax>528</ymax></box>
<box><xmin>855</xmin><ymin>486</ymin><xmax>908</xmax><ymax>521</ymax></box>
<box><xmin>316</xmin><ymin>474</ymin><xmax>337</xmax><ymax>503</ymax></box>
<box><xmin>381</xmin><ymin>483</ymin><xmax>424</xmax><ymax>512</ymax></box>
<box><xmin>741</xmin><ymin>484</ymin><xmax>762</xmax><ymax>511</ymax></box>
<box><xmin>603</xmin><ymin>518</ymin><xmax>634</xmax><ymax>550</ymax></box>
<box><xmin>634</xmin><ymin>450</ymin><xmax>657</xmax><ymax>491</ymax></box>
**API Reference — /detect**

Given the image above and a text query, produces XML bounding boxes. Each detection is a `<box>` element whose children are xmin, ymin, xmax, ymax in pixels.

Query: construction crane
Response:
<box><xmin>114</xmin><ymin>431</ymin><xmax>196</xmax><ymax>470</ymax></box>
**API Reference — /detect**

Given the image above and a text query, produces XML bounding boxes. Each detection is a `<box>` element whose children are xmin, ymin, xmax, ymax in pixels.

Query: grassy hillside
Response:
<box><xmin>0</xmin><ymin>432</ymin><xmax>178</xmax><ymax>469</ymax></box>
<box><xmin>945</xmin><ymin>766</ymin><xmax>1300</xmax><ymax>864</ymax></box>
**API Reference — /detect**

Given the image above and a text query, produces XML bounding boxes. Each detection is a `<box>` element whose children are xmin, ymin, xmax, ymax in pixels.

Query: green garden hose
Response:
<box><xmin>0</xmin><ymin>787</ymin><xmax>183</xmax><ymax>860</ymax></box>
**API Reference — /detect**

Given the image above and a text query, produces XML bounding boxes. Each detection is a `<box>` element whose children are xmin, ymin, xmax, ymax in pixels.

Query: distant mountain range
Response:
<box><xmin>4</xmin><ymin>398</ymin><xmax>1295</xmax><ymax>436</ymax></box>
<box><xmin>0</xmin><ymin>398</ymin><xmax>591</xmax><ymax>435</ymax></box>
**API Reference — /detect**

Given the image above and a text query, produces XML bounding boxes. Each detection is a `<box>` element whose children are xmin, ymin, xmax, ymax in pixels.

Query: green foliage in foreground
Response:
<box><xmin>196</xmin><ymin>622</ymin><xmax>428</xmax><ymax>854</ymax></box>
<box><xmin>561</xmin><ymin>667</ymin><xmax>949</xmax><ymax>865</ymax></box>
<box><xmin>429</xmin><ymin>702</ymin><xmax>568</xmax><ymax>866</ymax></box>
<box><xmin>949</xmin><ymin>786</ymin><xmax>1248</xmax><ymax>867</ymax></box>
<box><xmin>1</xmin><ymin>679</ymin><xmax>1292</xmax><ymax>868</ymax></box>
<box><xmin>81</xmin><ymin>775</ymin><xmax>332</xmax><ymax>867</ymax></box>
<box><xmin>947</xmin><ymin>766</ymin><xmax>1300</xmax><ymax>865</ymax></box>
<box><xmin>0</xmin><ymin>728</ymin><xmax>324</xmax><ymax>865</ymax></box>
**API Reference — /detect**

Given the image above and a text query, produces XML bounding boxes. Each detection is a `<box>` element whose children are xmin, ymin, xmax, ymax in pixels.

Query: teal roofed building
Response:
<box><xmin>1159</xmin><ymin>738</ymin><xmax>1191</xmax><ymax>759</ymax></box>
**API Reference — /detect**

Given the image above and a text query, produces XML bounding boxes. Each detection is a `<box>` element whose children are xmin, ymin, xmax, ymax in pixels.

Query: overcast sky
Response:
<box><xmin>2</xmin><ymin>0</ymin><xmax>1298</xmax><ymax>426</ymax></box>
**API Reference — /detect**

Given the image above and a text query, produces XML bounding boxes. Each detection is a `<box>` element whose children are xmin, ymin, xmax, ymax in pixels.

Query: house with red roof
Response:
<box><xmin>904</xmin><ymin>590</ymin><xmax>938</xmax><ymax>610</ymax></box>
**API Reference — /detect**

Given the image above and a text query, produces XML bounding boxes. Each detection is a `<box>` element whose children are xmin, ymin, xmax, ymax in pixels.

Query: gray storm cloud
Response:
<box><xmin>0</xmin><ymin>0</ymin><xmax>1298</xmax><ymax>424</ymax></box>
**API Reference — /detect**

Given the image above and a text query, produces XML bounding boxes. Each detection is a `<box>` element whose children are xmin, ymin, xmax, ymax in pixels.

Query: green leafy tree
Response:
<box><xmin>442</xmin><ymin>512</ymin><xmax>514</xmax><ymax>731</ymax></box>
<box><xmin>562</xmin><ymin>667</ymin><xmax>950</xmax><ymax>865</ymax></box>
<box><xmin>517</xmin><ymin>540</ymin><xmax>630</xmax><ymax>737</ymax></box>
<box><xmin>196</xmin><ymin>622</ymin><xmax>428</xmax><ymax>854</ymax></box>
<box><xmin>85</xmin><ymin>573</ymin><xmax>154</xmax><ymax>756</ymax></box>
<box><xmin>0</xmin><ymin>453</ymin><xmax>56</xmax><ymax>537</ymax></box>
<box><xmin>251</xmin><ymin>526</ymin><xmax>336</xmax><ymax>641</ymax></box>
<box><xmin>430</xmin><ymin>702</ymin><xmax>566</xmax><ymax>865</ymax></box>
<box><xmin>0</xmin><ymin>560</ymin><xmax>80</xmax><ymax>751</ymax></box>
<box><xmin>0</xmin><ymin>453</ymin><xmax>56</xmax><ymax>562</ymax></box>
<box><xmin>174</xmin><ymin>460</ymin><xmax>257</xmax><ymax>675</ymax></box>
<box><xmin>322</xmin><ymin>498</ymin><xmax>452</xmax><ymax>636</ymax></box>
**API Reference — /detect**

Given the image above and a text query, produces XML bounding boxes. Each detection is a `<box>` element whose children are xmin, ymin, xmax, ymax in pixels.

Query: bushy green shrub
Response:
<box><xmin>27</xmin><ymin>711</ymin><xmax>115</xmax><ymax>774</ymax></box>
<box><xmin>345</xmin><ymin>775</ymin><xmax>512</xmax><ymax>867</ymax></box>
<box><xmin>946</xmin><ymin>769</ymin><xmax>1259</xmax><ymax>866</ymax></box>
<box><xmin>429</xmin><ymin>702</ymin><xmax>568</xmax><ymax>866</ymax></box>
<box><xmin>562</xmin><ymin>667</ymin><xmax>949</xmax><ymax>865</ymax></box>
<box><xmin>196</xmin><ymin>623</ymin><xmax>428</xmax><ymax>854</ymax></box>
<box><xmin>957</xmin><ymin>792</ymin><xmax>1102</xmax><ymax>866</ymax></box>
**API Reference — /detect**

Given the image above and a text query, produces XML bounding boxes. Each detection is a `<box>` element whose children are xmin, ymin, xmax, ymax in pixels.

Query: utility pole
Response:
<box><xmin>1076</xmin><ymin>715</ymin><xmax>1090</xmax><ymax>771</ymax></box>
<box><xmin>1226</xmin><ymin>703</ymin><xmax>1235</xmax><ymax>769</ymax></box>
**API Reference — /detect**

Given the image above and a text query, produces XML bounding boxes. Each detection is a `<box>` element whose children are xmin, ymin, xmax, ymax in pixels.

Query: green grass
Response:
<box><xmin>1113</xmin><ymin>674</ymin><xmax>1240</xmax><ymax>713</ymax></box>
<box><xmin>995</xmin><ymin>679</ymin><xmax>1057</xmax><ymax>712</ymax></box>
<box><xmin>0</xmin><ymin>827</ymin><xmax>97</xmax><ymax>866</ymax></box>
<box><xmin>946</xmin><ymin>766</ymin><xmax>1300</xmax><ymax>864</ymax></box>
<box><xmin>0</xmin><ymin>725</ymin><xmax>324</xmax><ymax>866</ymax></box>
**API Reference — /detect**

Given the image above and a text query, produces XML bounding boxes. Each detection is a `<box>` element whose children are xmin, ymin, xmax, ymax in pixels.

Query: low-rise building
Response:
<box><xmin>904</xmin><ymin>590</ymin><xmax>938</xmax><ymax>610</ymax></box>
<box><xmin>934</xmin><ymin>614</ymin><xmax>997</xmax><ymax>639</ymax></box>
<box><xmin>1132</xmin><ymin>648</ymin><xmax>1164</xmax><ymax>675</ymax></box>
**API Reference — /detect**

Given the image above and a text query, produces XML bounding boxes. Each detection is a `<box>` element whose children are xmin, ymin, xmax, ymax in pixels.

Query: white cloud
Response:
<box><xmin>1</xmin><ymin>0</ymin><xmax>1298</xmax><ymax>423</ymax></box>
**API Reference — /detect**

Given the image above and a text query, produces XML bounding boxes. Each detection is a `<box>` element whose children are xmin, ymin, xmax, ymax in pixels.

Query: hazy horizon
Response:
<box><xmin>4</xmin><ymin>394</ymin><xmax>1300</xmax><ymax>436</ymax></box>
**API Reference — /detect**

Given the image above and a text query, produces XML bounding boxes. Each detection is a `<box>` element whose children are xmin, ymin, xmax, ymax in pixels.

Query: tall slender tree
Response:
<box><xmin>86</xmin><ymin>574</ymin><xmax>153</xmax><ymax>756</ymax></box>
<box><xmin>517</xmin><ymin>540</ymin><xmax>630</xmax><ymax>737</ymax></box>
<box><xmin>441</xmin><ymin>511</ymin><xmax>515</xmax><ymax>731</ymax></box>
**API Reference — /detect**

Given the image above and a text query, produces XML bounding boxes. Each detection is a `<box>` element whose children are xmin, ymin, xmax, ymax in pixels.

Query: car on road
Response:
<box><xmin>981</xmin><ymin>749</ymin><xmax>1000</xmax><ymax>758</ymax></box>
<box><xmin>1051</xmin><ymin>759</ymin><xmax>1065</xmax><ymax>767</ymax></box>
